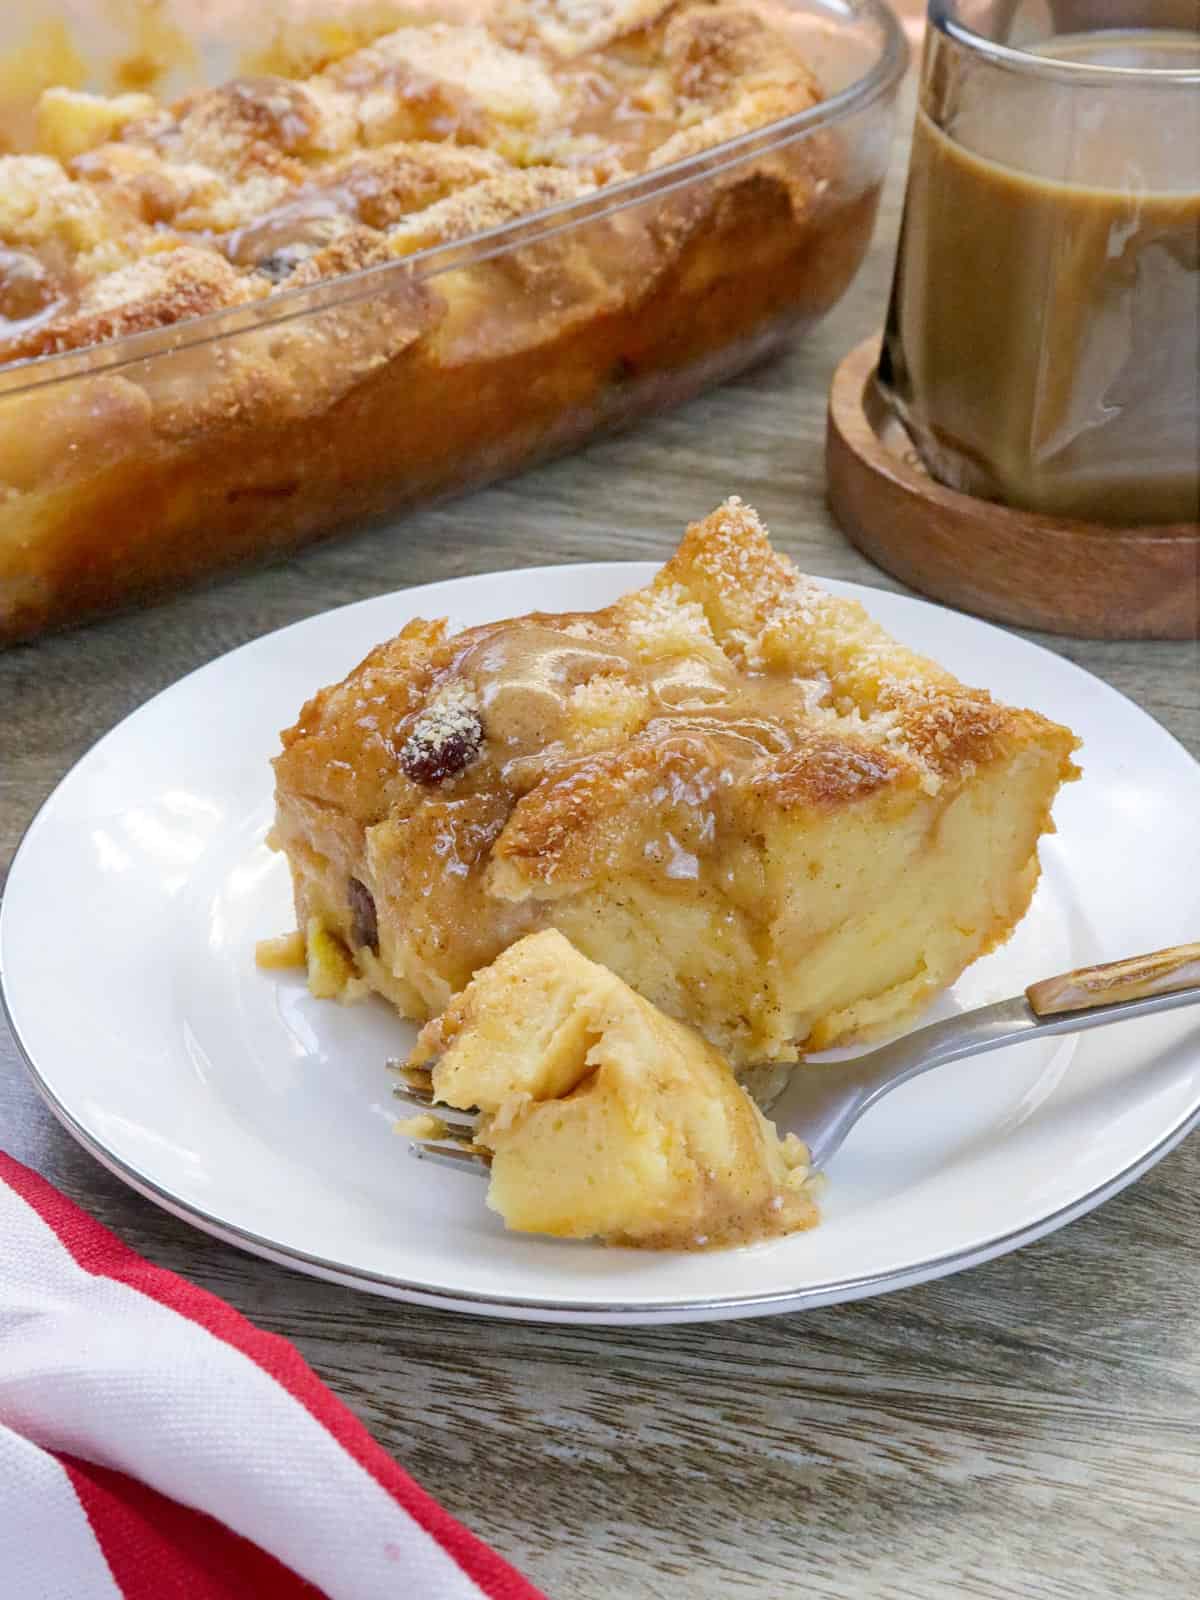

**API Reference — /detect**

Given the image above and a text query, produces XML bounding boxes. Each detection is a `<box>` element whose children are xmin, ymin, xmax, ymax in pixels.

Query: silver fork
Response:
<box><xmin>392</xmin><ymin>941</ymin><xmax>1200</xmax><ymax>1174</ymax></box>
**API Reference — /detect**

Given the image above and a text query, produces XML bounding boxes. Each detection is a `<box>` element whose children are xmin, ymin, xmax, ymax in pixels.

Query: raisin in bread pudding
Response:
<box><xmin>400</xmin><ymin>929</ymin><xmax>819</xmax><ymax>1248</ymax></box>
<box><xmin>269</xmin><ymin>497</ymin><xmax>1080</xmax><ymax>1098</ymax></box>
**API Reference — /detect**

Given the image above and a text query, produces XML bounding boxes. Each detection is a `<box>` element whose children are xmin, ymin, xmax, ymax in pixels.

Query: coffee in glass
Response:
<box><xmin>879</xmin><ymin>1</ymin><xmax>1200</xmax><ymax>525</ymax></box>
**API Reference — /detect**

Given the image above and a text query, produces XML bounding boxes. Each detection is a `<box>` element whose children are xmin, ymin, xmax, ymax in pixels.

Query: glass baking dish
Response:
<box><xmin>0</xmin><ymin>0</ymin><xmax>906</xmax><ymax>645</ymax></box>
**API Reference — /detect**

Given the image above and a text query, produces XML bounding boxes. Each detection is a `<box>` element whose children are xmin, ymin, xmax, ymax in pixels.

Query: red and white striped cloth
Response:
<box><xmin>0</xmin><ymin>1153</ymin><xmax>547</xmax><ymax>1600</ymax></box>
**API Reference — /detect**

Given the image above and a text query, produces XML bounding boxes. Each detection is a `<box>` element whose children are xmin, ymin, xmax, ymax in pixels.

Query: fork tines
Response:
<box><xmin>388</xmin><ymin>1056</ymin><xmax>434</xmax><ymax>1097</ymax></box>
<box><xmin>388</xmin><ymin>1056</ymin><xmax>489</xmax><ymax>1175</ymax></box>
<box><xmin>410</xmin><ymin>1141</ymin><xmax>491</xmax><ymax>1176</ymax></box>
<box><xmin>388</xmin><ymin>1058</ymin><xmax>440</xmax><ymax>1112</ymax></box>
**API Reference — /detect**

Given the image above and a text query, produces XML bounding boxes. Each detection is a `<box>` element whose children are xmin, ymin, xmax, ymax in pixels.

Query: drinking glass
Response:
<box><xmin>877</xmin><ymin>0</ymin><xmax>1200</xmax><ymax>525</ymax></box>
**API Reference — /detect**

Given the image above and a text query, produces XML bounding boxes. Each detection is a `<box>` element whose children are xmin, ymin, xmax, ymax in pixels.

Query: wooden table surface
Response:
<box><xmin>3</xmin><ymin>78</ymin><xmax>1199</xmax><ymax>1600</ymax></box>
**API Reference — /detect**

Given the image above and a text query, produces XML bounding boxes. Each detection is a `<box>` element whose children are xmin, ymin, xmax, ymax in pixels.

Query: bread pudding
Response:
<box><xmin>269</xmin><ymin>497</ymin><xmax>1080</xmax><ymax>1096</ymax></box>
<box><xmin>0</xmin><ymin>0</ymin><xmax>888</xmax><ymax>643</ymax></box>
<box><xmin>401</xmin><ymin>929</ymin><xmax>819</xmax><ymax>1248</ymax></box>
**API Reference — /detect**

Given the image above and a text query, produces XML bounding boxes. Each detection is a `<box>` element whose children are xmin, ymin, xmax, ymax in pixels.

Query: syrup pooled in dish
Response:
<box><xmin>400</xmin><ymin>929</ymin><xmax>820</xmax><ymax>1249</ymax></box>
<box><xmin>269</xmin><ymin>498</ymin><xmax>1080</xmax><ymax>1101</ymax></box>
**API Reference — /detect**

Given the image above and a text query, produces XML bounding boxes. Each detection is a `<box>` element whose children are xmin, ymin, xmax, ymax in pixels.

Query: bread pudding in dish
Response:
<box><xmin>0</xmin><ymin>0</ymin><xmax>894</xmax><ymax>643</ymax></box>
<box><xmin>400</xmin><ymin>929</ymin><xmax>820</xmax><ymax>1248</ymax></box>
<box><xmin>269</xmin><ymin>497</ymin><xmax>1080</xmax><ymax>1097</ymax></box>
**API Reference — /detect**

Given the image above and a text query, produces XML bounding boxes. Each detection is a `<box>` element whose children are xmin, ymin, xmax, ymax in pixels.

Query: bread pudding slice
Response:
<box><xmin>270</xmin><ymin>497</ymin><xmax>1079</xmax><ymax>1092</ymax></box>
<box><xmin>402</xmin><ymin>929</ymin><xmax>819</xmax><ymax>1249</ymax></box>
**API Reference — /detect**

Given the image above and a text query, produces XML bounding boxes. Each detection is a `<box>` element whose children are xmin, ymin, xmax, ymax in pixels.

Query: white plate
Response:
<box><xmin>4</xmin><ymin>566</ymin><xmax>1199</xmax><ymax>1324</ymax></box>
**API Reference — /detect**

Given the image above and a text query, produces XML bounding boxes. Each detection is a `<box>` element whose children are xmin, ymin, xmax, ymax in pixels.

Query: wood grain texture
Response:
<box><xmin>1027</xmin><ymin>943</ymin><xmax>1200</xmax><ymax>1017</ymax></box>
<box><xmin>2</xmin><ymin>82</ymin><xmax>1199</xmax><ymax>1600</ymax></box>
<box><xmin>827</xmin><ymin>338</ymin><xmax>1200</xmax><ymax>640</ymax></box>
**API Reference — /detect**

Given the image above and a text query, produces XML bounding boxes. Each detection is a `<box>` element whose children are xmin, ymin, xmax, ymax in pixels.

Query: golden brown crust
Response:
<box><xmin>750</xmin><ymin>730</ymin><xmax>915</xmax><ymax>811</ymax></box>
<box><xmin>656</xmin><ymin>494</ymin><xmax>826</xmax><ymax>644</ymax></box>
<box><xmin>0</xmin><ymin>245</ymin><xmax>268</xmax><ymax>362</ymax></box>
<box><xmin>279</xmin><ymin>225</ymin><xmax>395</xmax><ymax>286</ymax></box>
<box><xmin>149</xmin><ymin>76</ymin><xmax>353</xmax><ymax>178</ymax></box>
<box><xmin>323</xmin><ymin>23</ymin><xmax>564</xmax><ymax>153</ymax></box>
<box><xmin>880</xmin><ymin>681</ymin><xmax>1019</xmax><ymax>780</ymax></box>
<box><xmin>386</xmin><ymin>167</ymin><xmax>593</xmax><ymax>257</ymax></box>
<box><xmin>650</xmin><ymin>5</ymin><xmax>822</xmax><ymax>177</ymax></box>
<box><xmin>663</xmin><ymin>3</ymin><xmax>822</xmax><ymax>108</ymax></box>
<box><xmin>323</xmin><ymin>142</ymin><xmax>509</xmax><ymax>230</ymax></box>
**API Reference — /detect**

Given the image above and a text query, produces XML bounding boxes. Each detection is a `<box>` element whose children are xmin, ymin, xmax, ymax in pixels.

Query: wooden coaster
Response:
<box><xmin>826</xmin><ymin>337</ymin><xmax>1200</xmax><ymax>640</ymax></box>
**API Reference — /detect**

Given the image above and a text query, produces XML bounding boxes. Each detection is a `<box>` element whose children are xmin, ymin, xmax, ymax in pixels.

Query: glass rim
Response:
<box><xmin>929</xmin><ymin>1</ymin><xmax>1200</xmax><ymax>84</ymax></box>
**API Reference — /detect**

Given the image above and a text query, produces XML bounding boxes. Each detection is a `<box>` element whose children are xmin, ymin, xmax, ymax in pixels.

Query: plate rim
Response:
<box><xmin>4</xmin><ymin>561</ymin><xmax>1199</xmax><ymax>1325</ymax></box>
<box><xmin>5</xmin><ymin>976</ymin><xmax>1197</xmax><ymax>1324</ymax></box>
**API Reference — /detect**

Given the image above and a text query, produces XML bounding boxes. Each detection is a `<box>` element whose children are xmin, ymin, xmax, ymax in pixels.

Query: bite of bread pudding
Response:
<box><xmin>400</xmin><ymin>929</ymin><xmax>820</xmax><ymax>1249</ymax></box>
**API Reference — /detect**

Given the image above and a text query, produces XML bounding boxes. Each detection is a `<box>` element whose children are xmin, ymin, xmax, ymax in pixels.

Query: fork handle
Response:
<box><xmin>1026</xmin><ymin>941</ymin><xmax>1200</xmax><ymax>1017</ymax></box>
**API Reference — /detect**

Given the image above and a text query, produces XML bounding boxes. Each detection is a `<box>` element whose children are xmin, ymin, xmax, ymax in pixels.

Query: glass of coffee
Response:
<box><xmin>878</xmin><ymin>0</ymin><xmax>1200</xmax><ymax>525</ymax></box>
